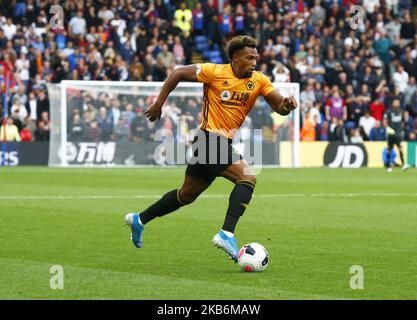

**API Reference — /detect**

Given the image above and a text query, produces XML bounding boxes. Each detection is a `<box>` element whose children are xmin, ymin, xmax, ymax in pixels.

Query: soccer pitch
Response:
<box><xmin>1</xmin><ymin>167</ymin><xmax>416</xmax><ymax>300</ymax></box>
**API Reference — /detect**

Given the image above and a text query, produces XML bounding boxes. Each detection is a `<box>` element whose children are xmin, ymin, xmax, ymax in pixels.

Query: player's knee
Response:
<box><xmin>178</xmin><ymin>188</ymin><xmax>199</xmax><ymax>205</ymax></box>
<box><xmin>247</xmin><ymin>175</ymin><xmax>257</xmax><ymax>187</ymax></box>
<box><xmin>237</xmin><ymin>175</ymin><xmax>256</xmax><ymax>187</ymax></box>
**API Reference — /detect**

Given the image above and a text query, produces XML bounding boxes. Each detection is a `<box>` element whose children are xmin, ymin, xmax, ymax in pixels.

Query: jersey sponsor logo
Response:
<box><xmin>220</xmin><ymin>90</ymin><xmax>231</xmax><ymax>101</ymax></box>
<box><xmin>220</xmin><ymin>91</ymin><xmax>251</xmax><ymax>107</ymax></box>
<box><xmin>324</xmin><ymin>143</ymin><xmax>368</xmax><ymax>168</ymax></box>
<box><xmin>246</xmin><ymin>81</ymin><xmax>255</xmax><ymax>91</ymax></box>
<box><xmin>230</xmin><ymin>91</ymin><xmax>250</xmax><ymax>102</ymax></box>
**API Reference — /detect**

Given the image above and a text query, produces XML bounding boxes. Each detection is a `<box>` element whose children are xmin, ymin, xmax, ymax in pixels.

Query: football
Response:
<box><xmin>238</xmin><ymin>243</ymin><xmax>269</xmax><ymax>272</ymax></box>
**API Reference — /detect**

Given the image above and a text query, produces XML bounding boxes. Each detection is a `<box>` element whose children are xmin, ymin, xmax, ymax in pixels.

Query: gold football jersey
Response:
<box><xmin>196</xmin><ymin>63</ymin><xmax>275</xmax><ymax>139</ymax></box>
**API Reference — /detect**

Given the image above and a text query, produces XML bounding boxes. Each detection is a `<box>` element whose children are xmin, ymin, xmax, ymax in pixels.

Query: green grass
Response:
<box><xmin>1</xmin><ymin>167</ymin><xmax>417</xmax><ymax>299</ymax></box>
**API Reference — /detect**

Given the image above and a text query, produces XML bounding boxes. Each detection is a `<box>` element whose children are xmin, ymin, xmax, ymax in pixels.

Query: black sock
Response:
<box><xmin>139</xmin><ymin>189</ymin><xmax>187</xmax><ymax>225</ymax></box>
<box><xmin>222</xmin><ymin>181</ymin><xmax>255</xmax><ymax>233</ymax></box>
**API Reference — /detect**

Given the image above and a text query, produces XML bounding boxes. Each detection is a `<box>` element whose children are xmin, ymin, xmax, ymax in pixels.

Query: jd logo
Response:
<box><xmin>324</xmin><ymin>143</ymin><xmax>368</xmax><ymax>168</ymax></box>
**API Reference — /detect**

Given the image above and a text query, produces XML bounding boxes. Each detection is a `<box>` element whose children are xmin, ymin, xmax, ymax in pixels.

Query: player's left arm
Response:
<box><xmin>264</xmin><ymin>90</ymin><xmax>298</xmax><ymax>116</ymax></box>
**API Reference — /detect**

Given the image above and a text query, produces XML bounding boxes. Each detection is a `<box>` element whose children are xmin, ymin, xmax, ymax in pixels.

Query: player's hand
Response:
<box><xmin>144</xmin><ymin>103</ymin><xmax>162</xmax><ymax>121</ymax></box>
<box><xmin>283</xmin><ymin>96</ymin><xmax>298</xmax><ymax>112</ymax></box>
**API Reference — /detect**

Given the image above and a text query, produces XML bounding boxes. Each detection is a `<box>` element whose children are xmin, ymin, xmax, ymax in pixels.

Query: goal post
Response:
<box><xmin>47</xmin><ymin>80</ymin><xmax>300</xmax><ymax>168</ymax></box>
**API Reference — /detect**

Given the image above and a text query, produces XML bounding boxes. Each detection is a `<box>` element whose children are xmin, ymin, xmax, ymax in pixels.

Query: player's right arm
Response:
<box><xmin>144</xmin><ymin>65</ymin><xmax>199</xmax><ymax>121</ymax></box>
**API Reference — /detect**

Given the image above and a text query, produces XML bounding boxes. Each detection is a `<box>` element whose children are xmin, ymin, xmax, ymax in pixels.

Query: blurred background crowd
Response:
<box><xmin>1</xmin><ymin>0</ymin><xmax>417</xmax><ymax>143</ymax></box>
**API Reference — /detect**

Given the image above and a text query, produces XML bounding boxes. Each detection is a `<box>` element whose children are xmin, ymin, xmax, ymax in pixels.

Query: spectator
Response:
<box><xmin>38</xmin><ymin>111</ymin><xmax>50</xmax><ymax>134</ymax></box>
<box><xmin>350</xmin><ymin>128</ymin><xmax>364</xmax><ymax>143</ymax></box>
<box><xmin>400</xmin><ymin>11</ymin><xmax>416</xmax><ymax>43</ymax></box>
<box><xmin>11</xmin><ymin>109</ymin><xmax>23</xmax><ymax>132</ymax></box>
<box><xmin>130</xmin><ymin>108</ymin><xmax>147</xmax><ymax>142</ymax></box>
<box><xmin>24</xmin><ymin>117</ymin><xmax>36</xmax><ymax>138</ymax></box>
<box><xmin>220</xmin><ymin>4</ymin><xmax>233</xmax><ymax>38</ymax></box>
<box><xmin>315</xmin><ymin>120</ymin><xmax>329</xmax><ymax>141</ymax></box>
<box><xmin>402</xmin><ymin>47</ymin><xmax>417</xmax><ymax>79</ymax></box>
<box><xmin>300</xmin><ymin>109</ymin><xmax>316</xmax><ymax>141</ymax></box>
<box><xmin>121</xmin><ymin>103</ymin><xmax>136</xmax><ymax>126</ymax></box>
<box><xmin>20</xmin><ymin>124</ymin><xmax>33</xmax><ymax>142</ymax></box>
<box><xmin>172</xmin><ymin>36</ymin><xmax>185</xmax><ymax>65</ymax></box>
<box><xmin>154</xmin><ymin>0</ymin><xmax>170</xmax><ymax>21</ymax></box>
<box><xmin>69</xmin><ymin>10</ymin><xmax>87</xmax><ymax>37</ymax></box>
<box><xmin>97</xmin><ymin>106</ymin><xmax>113</xmax><ymax>141</ymax></box>
<box><xmin>234</xmin><ymin>4</ymin><xmax>245</xmax><ymax>35</ymax></box>
<box><xmin>2</xmin><ymin>18</ymin><xmax>17</xmax><ymax>40</ymax></box>
<box><xmin>113</xmin><ymin>116</ymin><xmax>130</xmax><ymax>142</ymax></box>
<box><xmin>385</xmin><ymin>15</ymin><xmax>402</xmax><ymax>45</ymax></box>
<box><xmin>84</xmin><ymin>120</ymin><xmax>102</xmax><ymax>142</ymax></box>
<box><xmin>369</xmin><ymin>120</ymin><xmax>387</xmax><ymax>141</ymax></box>
<box><xmin>15</xmin><ymin>53</ymin><xmax>30</xmax><ymax>86</ymax></box>
<box><xmin>330</xmin><ymin>118</ymin><xmax>347</xmax><ymax>142</ymax></box>
<box><xmin>110</xmin><ymin>12</ymin><xmax>127</xmax><ymax>38</ymax></box>
<box><xmin>192</xmin><ymin>2</ymin><xmax>204</xmax><ymax>35</ymax></box>
<box><xmin>392</xmin><ymin>64</ymin><xmax>409</xmax><ymax>93</ymax></box>
<box><xmin>369</xmin><ymin>94</ymin><xmax>386</xmax><ymax>122</ymax></box>
<box><xmin>325</xmin><ymin>88</ymin><xmax>347</xmax><ymax>121</ymax></box>
<box><xmin>359</xmin><ymin>111</ymin><xmax>377</xmax><ymax>139</ymax></box>
<box><xmin>157</xmin><ymin>44</ymin><xmax>174</xmax><ymax>70</ymax></box>
<box><xmin>174</xmin><ymin>2</ymin><xmax>192</xmax><ymax>34</ymax></box>
<box><xmin>300</xmin><ymin>81</ymin><xmax>316</xmax><ymax>110</ymax></box>
<box><xmin>69</xmin><ymin>113</ymin><xmax>84</xmax><ymax>142</ymax></box>
<box><xmin>207</xmin><ymin>15</ymin><xmax>223</xmax><ymax>50</ymax></box>
<box><xmin>404</xmin><ymin>76</ymin><xmax>417</xmax><ymax>107</ymax></box>
<box><xmin>0</xmin><ymin>117</ymin><xmax>21</xmax><ymax>141</ymax></box>
<box><xmin>203</xmin><ymin>0</ymin><xmax>218</xmax><ymax>30</ymax></box>
<box><xmin>10</xmin><ymin>98</ymin><xmax>27</xmax><ymax>123</ymax></box>
<box><xmin>272</xmin><ymin>62</ymin><xmax>290</xmax><ymax>82</ymax></box>
<box><xmin>36</xmin><ymin>90</ymin><xmax>49</xmax><ymax>121</ymax></box>
<box><xmin>374</xmin><ymin>31</ymin><xmax>392</xmax><ymax>68</ymax></box>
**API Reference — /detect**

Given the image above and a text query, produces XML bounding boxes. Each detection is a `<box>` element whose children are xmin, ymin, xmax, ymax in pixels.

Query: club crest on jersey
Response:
<box><xmin>220</xmin><ymin>90</ymin><xmax>231</xmax><ymax>101</ymax></box>
<box><xmin>246</xmin><ymin>81</ymin><xmax>255</xmax><ymax>91</ymax></box>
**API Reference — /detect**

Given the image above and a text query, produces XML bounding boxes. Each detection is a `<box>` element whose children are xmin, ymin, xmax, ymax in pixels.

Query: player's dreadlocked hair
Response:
<box><xmin>227</xmin><ymin>36</ymin><xmax>257</xmax><ymax>60</ymax></box>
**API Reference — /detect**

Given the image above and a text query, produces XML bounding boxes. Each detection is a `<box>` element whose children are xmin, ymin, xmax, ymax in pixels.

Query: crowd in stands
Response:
<box><xmin>1</xmin><ymin>0</ymin><xmax>417</xmax><ymax>144</ymax></box>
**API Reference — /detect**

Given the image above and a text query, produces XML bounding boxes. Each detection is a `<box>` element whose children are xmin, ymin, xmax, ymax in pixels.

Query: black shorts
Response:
<box><xmin>388</xmin><ymin>135</ymin><xmax>402</xmax><ymax>149</ymax></box>
<box><xmin>186</xmin><ymin>130</ymin><xmax>243</xmax><ymax>185</ymax></box>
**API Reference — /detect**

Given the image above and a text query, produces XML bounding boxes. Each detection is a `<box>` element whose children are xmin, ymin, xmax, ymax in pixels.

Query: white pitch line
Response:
<box><xmin>0</xmin><ymin>193</ymin><xmax>417</xmax><ymax>200</ymax></box>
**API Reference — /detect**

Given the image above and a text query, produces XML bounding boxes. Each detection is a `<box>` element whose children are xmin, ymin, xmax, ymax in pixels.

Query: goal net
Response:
<box><xmin>47</xmin><ymin>81</ymin><xmax>300</xmax><ymax>168</ymax></box>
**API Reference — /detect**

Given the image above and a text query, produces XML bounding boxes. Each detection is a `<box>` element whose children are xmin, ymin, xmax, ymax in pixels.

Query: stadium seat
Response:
<box><xmin>212</xmin><ymin>44</ymin><xmax>220</xmax><ymax>51</ymax></box>
<box><xmin>194</xmin><ymin>35</ymin><xmax>208</xmax><ymax>44</ymax></box>
<box><xmin>203</xmin><ymin>50</ymin><xmax>221</xmax><ymax>60</ymax></box>
<box><xmin>209</xmin><ymin>57</ymin><xmax>223</xmax><ymax>64</ymax></box>
<box><xmin>196</xmin><ymin>42</ymin><xmax>209</xmax><ymax>52</ymax></box>
<box><xmin>344</xmin><ymin>121</ymin><xmax>356</xmax><ymax>129</ymax></box>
